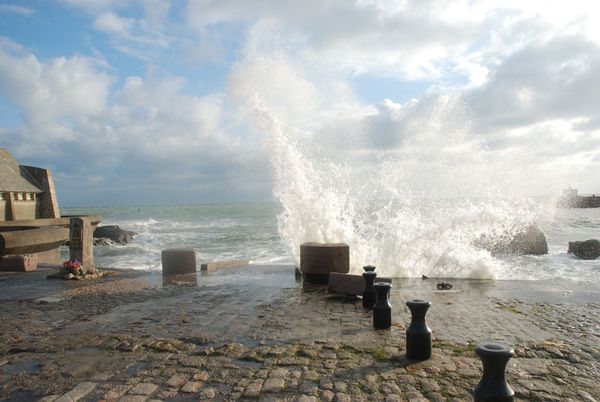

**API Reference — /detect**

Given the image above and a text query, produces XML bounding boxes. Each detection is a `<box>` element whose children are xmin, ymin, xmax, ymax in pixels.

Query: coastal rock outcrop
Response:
<box><xmin>474</xmin><ymin>224</ymin><xmax>548</xmax><ymax>255</ymax></box>
<box><xmin>568</xmin><ymin>239</ymin><xmax>600</xmax><ymax>260</ymax></box>
<box><xmin>93</xmin><ymin>225</ymin><xmax>136</xmax><ymax>245</ymax></box>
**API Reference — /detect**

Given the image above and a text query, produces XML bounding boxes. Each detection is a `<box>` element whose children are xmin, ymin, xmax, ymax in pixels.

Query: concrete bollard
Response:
<box><xmin>406</xmin><ymin>299</ymin><xmax>432</xmax><ymax>361</ymax></box>
<box><xmin>474</xmin><ymin>342</ymin><xmax>515</xmax><ymax>402</ymax></box>
<box><xmin>373</xmin><ymin>282</ymin><xmax>392</xmax><ymax>329</ymax></box>
<box><xmin>300</xmin><ymin>242</ymin><xmax>349</xmax><ymax>285</ymax></box>
<box><xmin>161</xmin><ymin>248</ymin><xmax>197</xmax><ymax>276</ymax></box>
<box><xmin>362</xmin><ymin>271</ymin><xmax>377</xmax><ymax>309</ymax></box>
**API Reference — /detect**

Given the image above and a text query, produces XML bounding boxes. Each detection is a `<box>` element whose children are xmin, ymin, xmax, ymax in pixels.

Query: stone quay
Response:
<box><xmin>0</xmin><ymin>264</ymin><xmax>598</xmax><ymax>401</ymax></box>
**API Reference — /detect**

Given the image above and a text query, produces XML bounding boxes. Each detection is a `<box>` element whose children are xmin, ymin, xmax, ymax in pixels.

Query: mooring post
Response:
<box><xmin>474</xmin><ymin>342</ymin><xmax>515</xmax><ymax>402</ymax></box>
<box><xmin>406</xmin><ymin>299</ymin><xmax>432</xmax><ymax>360</ymax></box>
<box><xmin>362</xmin><ymin>271</ymin><xmax>377</xmax><ymax>309</ymax></box>
<box><xmin>373</xmin><ymin>282</ymin><xmax>392</xmax><ymax>329</ymax></box>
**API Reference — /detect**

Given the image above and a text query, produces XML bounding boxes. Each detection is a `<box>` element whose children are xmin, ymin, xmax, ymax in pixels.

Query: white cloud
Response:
<box><xmin>0</xmin><ymin>4</ymin><xmax>35</xmax><ymax>16</ymax></box>
<box><xmin>93</xmin><ymin>12</ymin><xmax>135</xmax><ymax>36</ymax></box>
<box><xmin>0</xmin><ymin>41</ymin><xmax>112</xmax><ymax>141</ymax></box>
<box><xmin>0</xmin><ymin>41</ymin><xmax>270</xmax><ymax>204</ymax></box>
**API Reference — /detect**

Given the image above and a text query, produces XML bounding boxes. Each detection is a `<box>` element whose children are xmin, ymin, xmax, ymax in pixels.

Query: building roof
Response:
<box><xmin>0</xmin><ymin>148</ymin><xmax>43</xmax><ymax>193</ymax></box>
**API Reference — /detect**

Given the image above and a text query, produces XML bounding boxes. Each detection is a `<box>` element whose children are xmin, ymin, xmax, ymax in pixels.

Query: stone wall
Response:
<box><xmin>12</xmin><ymin>200</ymin><xmax>37</xmax><ymax>220</ymax></box>
<box><xmin>0</xmin><ymin>193</ymin><xmax>41</xmax><ymax>221</ymax></box>
<box><xmin>20</xmin><ymin>166</ymin><xmax>60</xmax><ymax>218</ymax></box>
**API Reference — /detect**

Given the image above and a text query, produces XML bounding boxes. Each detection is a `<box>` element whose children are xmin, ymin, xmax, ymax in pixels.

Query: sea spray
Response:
<box><xmin>230</xmin><ymin>54</ymin><xmax>548</xmax><ymax>279</ymax></box>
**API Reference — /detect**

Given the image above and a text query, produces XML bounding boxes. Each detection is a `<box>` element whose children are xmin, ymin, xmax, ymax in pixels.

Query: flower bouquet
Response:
<box><xmin>62</xmin><ymin>257</ymin><xmax>83</xmax><ymax>275</ymax></box>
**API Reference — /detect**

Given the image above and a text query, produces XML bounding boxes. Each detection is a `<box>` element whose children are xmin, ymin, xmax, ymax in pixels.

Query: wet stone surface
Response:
<box><xmin>0</xmin><ymin>265</ymin><xmax>599</xmax><ymax>401</ymax></box>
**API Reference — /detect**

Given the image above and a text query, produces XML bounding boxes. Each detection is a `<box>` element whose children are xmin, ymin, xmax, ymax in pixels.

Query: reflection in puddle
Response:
<box><xmin>162</xmin><ymin>273</ymin><xmax>197</xmax><ymax>286</ymax></box>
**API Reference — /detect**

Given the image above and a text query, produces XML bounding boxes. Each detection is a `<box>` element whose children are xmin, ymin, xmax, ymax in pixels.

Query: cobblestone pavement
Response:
<box><xmin>0</xmin><ymin>265</ymin><xmax>599</xmax><ymax>401</ymax></box>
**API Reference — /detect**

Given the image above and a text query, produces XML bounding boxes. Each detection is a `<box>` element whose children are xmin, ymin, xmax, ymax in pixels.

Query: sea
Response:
<box><xmin>62</xmin><ymin>202</ymin><xmax>600</xmax><ymax>283</ymax></box>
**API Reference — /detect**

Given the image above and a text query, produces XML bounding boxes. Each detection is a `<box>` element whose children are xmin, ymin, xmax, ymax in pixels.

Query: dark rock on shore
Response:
<box><xmin>93</xmin><ymin>238</ymin><xmax>114</xmax><ymax>246</ymax></box>
<box><xmin>93</xmin><ymin>225</ymin><xmax>136</xmax><ymax>245</ymax></box>
<box><xmin>474</xmin><ymin>224</ymin><xmax>549</xmax><ymax>255</ymax></box>
<box><xmin>568</xmin><ymin>239</ymin><xmax>600</xmax><ymax>260</ymax></box>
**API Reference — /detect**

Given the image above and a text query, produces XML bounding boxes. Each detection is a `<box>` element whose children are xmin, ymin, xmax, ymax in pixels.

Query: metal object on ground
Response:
<box><xmin>373</xmin><ymin>282</ymin><xmax>392</xmax><ymax>329</ymax></box>
<box><xmin>436</xmin><ymin>282</ymin><xmax>453</xmax><ymax>290</ymax></box>
<box><xmin>363</xmin><ymin>265</ymin><xmax>376</xmax><ymax>272</ymax></box>
<box><xmin>474</xmin><ymin>342</ymin><xmax>515</xmax><ymax>402</ymax></box>
<box><xmin>406</xmin><ymin>299</ymin><xmax>432</xmax><ymax>360</ymax></box>
<box><xmin>362</xmin><ymin>271</ymin><xmax>377</xmax><ymax>309</ymax></box>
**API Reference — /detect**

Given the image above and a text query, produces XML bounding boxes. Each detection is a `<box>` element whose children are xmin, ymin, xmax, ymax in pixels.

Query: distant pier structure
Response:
<box><xmin>557</xmin><ymin>188</ymin><xmax>600</xmax><ymax>208</ymax></box>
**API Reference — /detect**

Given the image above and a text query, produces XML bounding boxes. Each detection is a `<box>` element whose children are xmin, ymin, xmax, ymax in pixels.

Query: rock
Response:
<box><xmin>568</xmin><ymin>239</ymin><xmax>600</xmax><ymax>260</ymax></box>
<box><xmin>474</xmin><ymin>224</ymin><xmax>548</xmax><ymax>255</ymax></box>
<box><xmin>93</xmin><ymin>238</ymin><xmax>114</xmax><ymax>246</ymax></box>
<box><xmin>93</xmin><ymin>225</ymin><xmax>136</xmax><ymax>245</ymax></box>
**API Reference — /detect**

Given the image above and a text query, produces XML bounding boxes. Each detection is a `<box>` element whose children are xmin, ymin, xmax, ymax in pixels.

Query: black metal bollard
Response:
<box><xmin>406</xmin><ymin>299</ymin><xmax>432</xmax><ymax>360</ymax></box>
<box><xmin>363</xmin><ymin>265</ymin><xmax>376</xmax><ymax>272</ymax></box>
<box><xmin>373</xmin><ymin>282</ymin><xmax>392</xmax><ymax>329</ymax></box>
<box><xmin>362</xmin><ymin>271</ymin><xmax>377</xmax><ymax>309</ymax></box>
<box><xmin>474</xmin><ymin>342</ymin><xmax>515</xmax><ymax>402</ymax></box>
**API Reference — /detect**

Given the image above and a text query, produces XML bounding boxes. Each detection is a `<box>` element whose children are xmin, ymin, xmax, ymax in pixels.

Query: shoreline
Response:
<box><xmin>1</xmin><ymin>265</ymin><xmax>599</xmax><ymax>401</ymax></box>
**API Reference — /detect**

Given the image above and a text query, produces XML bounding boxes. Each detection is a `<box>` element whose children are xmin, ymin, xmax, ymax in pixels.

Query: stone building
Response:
<box><xmin>0</xmin><ymin>147</ymin><xmax>60</xmax><ymax>221</ymax></box>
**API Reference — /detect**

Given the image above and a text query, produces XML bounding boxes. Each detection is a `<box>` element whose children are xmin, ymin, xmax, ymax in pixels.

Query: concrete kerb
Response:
<box><xmin>200</xmin><ymin>259</ymin><xmax>251</xmax><ymax>272</ymax></box>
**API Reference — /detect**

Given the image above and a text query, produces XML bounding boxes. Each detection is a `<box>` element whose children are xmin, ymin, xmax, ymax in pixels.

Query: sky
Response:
<box><xmin>0</xmin><ymin>0</ymin><xmax>599</xmax><ymax>207</ymax></box>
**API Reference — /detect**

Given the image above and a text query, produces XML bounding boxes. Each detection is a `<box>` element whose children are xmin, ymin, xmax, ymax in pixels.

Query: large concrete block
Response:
<box><xmin>162</xmin><ymin>248</ymin><xmax>197</xmax><ymax>275</ymax></box>
<box><xmin>328</xmin><ymin>272</ymin><xmax>392</xmax><ymax>296</ymax></box>
<box><xmin>0</xmin><ymin>254</ymin><xmax>38</xmax><ymax>272</ymax></box>
<box><xmin>300</xmin><ymin>242</ymin><xmax>349</xmax><ymax>285</ymax></box>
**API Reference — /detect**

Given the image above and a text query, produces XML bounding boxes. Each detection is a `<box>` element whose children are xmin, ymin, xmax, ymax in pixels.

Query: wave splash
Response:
<box><xmin>233</xmin><ymin>54</ymin><xmax>544</xmax><ymax>279</ymax></box>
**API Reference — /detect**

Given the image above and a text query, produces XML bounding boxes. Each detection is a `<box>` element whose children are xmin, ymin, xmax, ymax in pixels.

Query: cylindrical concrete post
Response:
<box><xmin>161</xmin><ymin>248</ymin><xmax>197</xmax><ymax>276</ymax></box>
<box><xmin>300</xmin><ymin>242</ymin><xmax>349</xmax><ymax>285</ymax></box>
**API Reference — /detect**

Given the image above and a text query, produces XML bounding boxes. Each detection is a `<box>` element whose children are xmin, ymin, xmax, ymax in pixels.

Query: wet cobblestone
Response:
<box><xmin>0</xmin><ymin>266</ymin><xmax>599</xmax><ymax>401</ymax></box>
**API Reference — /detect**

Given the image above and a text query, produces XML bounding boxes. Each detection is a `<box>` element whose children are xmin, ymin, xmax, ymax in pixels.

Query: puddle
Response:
<box><xmin>0</xmin><ymin>390</ymin><xmax>40</xmax><ymax>402</ymax></box>
<box><xmin>2</xmin><ymin>360</ymin><xmax>42</xmax><ymax>375</ymax></box>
